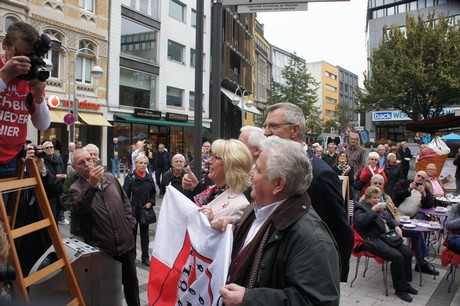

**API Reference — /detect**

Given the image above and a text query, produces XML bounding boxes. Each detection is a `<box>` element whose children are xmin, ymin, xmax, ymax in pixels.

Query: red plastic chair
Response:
<box><xmin>441</xmin><ymin>234</ymin><xmax>460</xmax><ymax>293</ymax></box>
<box><xmin>350</xmin><ymin>224</ymin><xmax>389</xmax><ymax>296</ymax></box>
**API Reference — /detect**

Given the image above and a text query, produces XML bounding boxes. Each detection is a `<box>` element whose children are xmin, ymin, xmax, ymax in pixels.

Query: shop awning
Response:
<box><xmin>50</xmin><ymin>109</ymin><xmax>82</xmax><ymax>125</ymax></box>
<box><xmin>221</xmin><ymin>87</ymin><xmax>262</xmax><ymax>115</ymax></box>
<box><xmin>78</xmin><ymin>112</ymin><xmax>113</xmax><ymax>127</ymax></box>
<box><xmin>50</xmin><ymin>110</ymin><xmax>68</xmax><ymax>123</ymax></box>
<box><xmin>405</xmin><ymin>114</ymin><xmax>460</xmax><ymax>133</ymax></box>
<box><xmin>116</xmin><ymin>115</ymin><xmax>194</xmax><ymax>128</ymax></box>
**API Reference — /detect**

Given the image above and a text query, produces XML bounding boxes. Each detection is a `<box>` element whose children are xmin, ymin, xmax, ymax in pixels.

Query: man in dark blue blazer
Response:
<box><xmin>263</xmin><ymin>102</ymin><xmax>354</xmax><ymax>282</ymax></box>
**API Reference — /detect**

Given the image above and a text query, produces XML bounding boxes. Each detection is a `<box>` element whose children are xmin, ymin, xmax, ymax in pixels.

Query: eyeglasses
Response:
<box><xmin>416</xmin><ymin>174</ymin><xmax>427</xmax><ymax>180</ymax></box>
<box><xmin>209</xmin><ymin>152</ymin><xmax>222</xmax><ymax>161</ymax></box>
<box><xmin>44</xmin><ymin>146</ymin><xmax>54</xmax><ymax>149</ymax></box>
<box><xmin>369</xmin><ymin>158</ymin><xmax>378</xmax><ymax>161</ymax></box>
<box><xmin>372</xmin><ymin>182</ymin><xmax>384</xmax><ymax>186</ymax></box>
<box><xmin>262</xmin><ymin>122</ymin><xmax>293</xmax><ymax>130</ymax></box>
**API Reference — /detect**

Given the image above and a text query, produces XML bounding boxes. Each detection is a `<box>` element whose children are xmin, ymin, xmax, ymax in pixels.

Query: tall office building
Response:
<box><xmin>366</xmin><ymin>0</ymin><xmax>460</xmax><ymax>142</ymax></box>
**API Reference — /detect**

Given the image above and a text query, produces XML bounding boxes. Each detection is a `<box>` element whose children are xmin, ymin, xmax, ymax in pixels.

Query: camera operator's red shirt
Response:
<box><xmin>0</xmin><ymin>58</ymin><xmax>35</xmax><ymax>163</ymax></box>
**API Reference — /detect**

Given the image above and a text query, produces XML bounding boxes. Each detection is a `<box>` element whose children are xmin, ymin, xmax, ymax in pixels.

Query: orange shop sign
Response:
<box><xmin>62</xmin><ymin>100</ymin><xmax>101</xmax><ymax>111</ymax></box>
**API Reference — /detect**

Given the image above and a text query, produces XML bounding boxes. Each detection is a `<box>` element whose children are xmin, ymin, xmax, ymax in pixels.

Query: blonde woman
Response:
<box><xmin>182</xmin><ymin>139</ymin><xmax>252</xmax><ymax>221</ymax></box>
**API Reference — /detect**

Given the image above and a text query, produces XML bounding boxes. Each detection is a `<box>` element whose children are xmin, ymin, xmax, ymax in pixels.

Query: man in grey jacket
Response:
<box><xmin>69</xmin><ymin>149</ymin><xmax>140</xmax><ymax>306</ymax></box>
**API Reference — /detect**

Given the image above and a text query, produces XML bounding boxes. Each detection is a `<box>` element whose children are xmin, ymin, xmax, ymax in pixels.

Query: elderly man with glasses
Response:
<box><xmin>393</xmin><ymin>171</ymin><xmax>433</xmax><ymax>221</ymax></box>
<box><xmin>424</xmin><ymin>163</ymin><xmax>446</xmax><ymax>198</ymax></box>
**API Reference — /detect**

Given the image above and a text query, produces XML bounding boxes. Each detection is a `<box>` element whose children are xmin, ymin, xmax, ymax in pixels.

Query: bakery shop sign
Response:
<box><xmin>62</xmin><ymin>100</ymin><xmax>101</xmax><ymax>111</ymax></box>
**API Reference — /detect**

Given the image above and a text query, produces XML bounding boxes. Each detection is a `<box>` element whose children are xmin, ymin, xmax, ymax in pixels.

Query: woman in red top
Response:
<box><xmin>359</xmin><ymin>151</ymin><xmax>387</xmax><ymax>197</ymax></box>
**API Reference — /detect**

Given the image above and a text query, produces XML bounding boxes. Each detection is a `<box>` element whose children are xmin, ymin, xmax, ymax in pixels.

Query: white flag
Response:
<box><xmin>148</xmin><ymin>186</ymin><xmax>233</xmax><ymax>306</ymax></box>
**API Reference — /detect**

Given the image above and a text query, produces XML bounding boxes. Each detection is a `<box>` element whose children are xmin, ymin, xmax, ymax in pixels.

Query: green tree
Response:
<box><xmin>267</xmin><ymin>54</ymin><xmax>322</xmax><ymax>132</ymax></box>
<box><xmin>356</xmin><ymin>12</ymin><xmax>460</xmax><ymax>120</ymax></box>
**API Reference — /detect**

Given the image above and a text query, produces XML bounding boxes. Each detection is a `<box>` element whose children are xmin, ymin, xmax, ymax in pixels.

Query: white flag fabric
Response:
<box><xmin>148</xmin><ymin>186</ymin><xmax>233</xmax><ymax>306</ymax></box>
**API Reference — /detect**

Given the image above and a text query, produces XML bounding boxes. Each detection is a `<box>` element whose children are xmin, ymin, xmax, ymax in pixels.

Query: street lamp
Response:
<box><xmin>231</xmin><ymin>86</ymin><xmax>252</xmax><ymax>127</ymax></box>
<box><xmin>70</xmin><ymin>48</ymin><xmax>104</xmax><ymax>144</ymax></box>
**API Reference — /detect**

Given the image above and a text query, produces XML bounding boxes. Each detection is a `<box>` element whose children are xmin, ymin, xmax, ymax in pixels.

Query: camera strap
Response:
<box><xmin>25</xmin><ymin>92</ymin><xmax>35</xmax><ymax>114</ymax></box>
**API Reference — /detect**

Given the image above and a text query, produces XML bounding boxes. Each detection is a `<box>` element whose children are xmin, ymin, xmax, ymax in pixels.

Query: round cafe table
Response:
<box><xmin>400</xmin><ymin>219</ymin><xmax>442</xmax><ymax>285</ymax></box>
<box><xmin>419</xmin><ymin>207</ymin><xmax>449</xmax><ymax>218</ymax></box>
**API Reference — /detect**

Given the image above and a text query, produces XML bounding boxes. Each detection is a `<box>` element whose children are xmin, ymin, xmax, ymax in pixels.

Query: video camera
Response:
<box><xmin>17</xmin><ymin>33</ymin><xmax>61</xmax><ymax>82</ymax></box>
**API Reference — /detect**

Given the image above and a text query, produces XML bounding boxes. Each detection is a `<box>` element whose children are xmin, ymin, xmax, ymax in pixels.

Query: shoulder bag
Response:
<box><xmin>139</xmin><ymin>207</ymin><xmax>157</xmax><ymax>224</ymax></box>
<box><xmin>380</xmin><ymin>229</ymin><xmax>403</xmax><ymax>248</ymax></box>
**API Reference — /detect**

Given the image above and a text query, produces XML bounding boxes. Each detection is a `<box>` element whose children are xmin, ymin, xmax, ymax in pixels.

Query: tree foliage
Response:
<box><xmin>356</xmin><ymin>12</ymin><xmax>460</xmax><ymax>120</ymax></box>
<box><xmin>267</xmin><ymin>54</ymin><xmax>322</xmax><ymax>133</ymax></box>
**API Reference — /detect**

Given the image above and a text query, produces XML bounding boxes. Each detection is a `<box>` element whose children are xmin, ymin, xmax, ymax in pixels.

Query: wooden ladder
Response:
<box><xmin>0</xmin><ymin>158</ymin><xmax>85</xmax><ymax>305</ymax></box>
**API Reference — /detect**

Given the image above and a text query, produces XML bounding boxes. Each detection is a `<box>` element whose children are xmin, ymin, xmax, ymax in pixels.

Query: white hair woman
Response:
<box><xmin>123</xmin><ymin>155</ymin><xmax>156</xmax><ymax>266</ymax></box>
<box><xmin>383</xmin><ymin>152</ymin><xmax>403</xmax><ymax>199</ymax></box>
<box><xmin>162</xmin><ymin>154</ymin><xmax>187</xmax><ymax>195</ymax></box>
<box><xmin>182</xmin><ymin>139</ymin><xmax>252</xmax><ymax>220</ymax></box>
<box><xmin>358</xmin><ymin>151</ymin><xmax>387</xmax><ymax>197</ymax></box>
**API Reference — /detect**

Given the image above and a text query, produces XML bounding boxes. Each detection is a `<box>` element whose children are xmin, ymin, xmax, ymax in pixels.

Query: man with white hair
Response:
<box><xmin>238</xmin><ymin>126</ymin><xmax>265</xmax><ymax>163</ymax></box>
<box><xmin>425</xmin><ymin>163</ymin><xmax>445</xmax><ymax>198</ymax></box>
<box><xmin>262</xmin><ymin>102</ymin><xmax>353</xmax><ymax>282</ymax></box>
<box><xmin>377</xmin><ymin>144</ymin><xmax>387</xmax><ymax>168</ymax></box>
<box><xmin>214</xmin><ymin>137</ymin><xmax>340</xmax><ymax>305</ymax></box>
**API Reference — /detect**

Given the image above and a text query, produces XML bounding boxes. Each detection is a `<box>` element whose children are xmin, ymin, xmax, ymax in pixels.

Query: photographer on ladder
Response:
<box><xmin>0</xmin><ymin>21</ymin><xmax>56</xmax><ymax>180</ymax></box>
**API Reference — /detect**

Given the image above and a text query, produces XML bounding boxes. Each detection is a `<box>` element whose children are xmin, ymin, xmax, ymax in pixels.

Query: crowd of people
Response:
<box><xmin>0</xmin><ymin>19</ymin><xmax>459</xmax><ymax>303</ymax></box>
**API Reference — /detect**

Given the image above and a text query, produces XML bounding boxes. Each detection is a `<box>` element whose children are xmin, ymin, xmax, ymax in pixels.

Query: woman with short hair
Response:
<box><xmin>383</xmin><ymin>153</ymin><xmax>403</xmax><ymax>199</ymax></box>
<box><xmin>354</xmin><ymin>186</ymin><xmax>415</xmax><ymax>302</ymax></box>
<box><xmin>359</xmin><ymin>151</ymin><xmax>387</xmax><ymax>197</ymax></box>
<box><xmin>123</xmin><ymin>155</ymin><xmax>156</xmax><ymax>266</ymax></box>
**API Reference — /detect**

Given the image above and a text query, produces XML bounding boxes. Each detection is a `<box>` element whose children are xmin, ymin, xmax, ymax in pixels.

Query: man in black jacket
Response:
<box><xmin>152</xmin><ymin>144</ymin><xmax>171</xmax><ymax>196</ymax></box>
<box><xmin>262</xmin><ymin>102</ymin><xmax>353</xmax><ymax>282</ymax></box>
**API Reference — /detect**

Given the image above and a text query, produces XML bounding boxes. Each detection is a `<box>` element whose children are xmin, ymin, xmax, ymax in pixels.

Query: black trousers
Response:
<box><xmin>112</xmin><ymin>248</ymin><xmax>140</xmax><ymax>306</ymax></box>
<box><xmin>134</xmin><ymin>222</ymin><xmax>150</xmax><ymax>260</ymax></box>
<box><xmin>363</xmin><ymin>237</ymin><xmax>413</xmax><ymax>291</ymax></box>
<box><xmin>155</xmin><ymin>168</ymin><xmax>166</xmax><ymax>193</ymax></box>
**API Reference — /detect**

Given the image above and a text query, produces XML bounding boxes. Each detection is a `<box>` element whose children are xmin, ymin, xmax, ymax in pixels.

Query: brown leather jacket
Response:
<box><xmin>69</xmin><ymin>173</ymin><xmax>136</xmax><ymax>257</ymax></box>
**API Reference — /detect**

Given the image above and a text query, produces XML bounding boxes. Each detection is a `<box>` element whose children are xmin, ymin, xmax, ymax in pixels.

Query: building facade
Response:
<box><xmin>366</xmin><ymin>0</ymin><xmax>460</xmax><ymax>142</ymax></box>
<box><xmin>337</xmin><ymin>66</ymin><xmax>360</xmax><ymax>127</ymax></box>
<box><xmin>253</xmin><ymin>19</ymin><xmax>270</xmax><ymax>124</ymax></box>
<box><xmin>219</xmin><ymin>6</ymin><xmax>258</xmax><ymax>139</ymax></box>
<box><xmin>305</xmin><ymin>61</ymin><xmax>340</xmax><ymax>127</ymax></box>
<box><xmin>108</xmin><ymin>0</ymin><xmax>212</xmax><ymax>166</ymax></box>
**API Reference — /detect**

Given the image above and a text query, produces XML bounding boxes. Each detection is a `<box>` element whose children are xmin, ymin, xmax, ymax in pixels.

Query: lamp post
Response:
<box><xmin>70</xmin><ymin>48</ymin><xmax>103</xmax><ymax>144</ymax></box>
<box><xmin>231</xmin><ymin>86</ymin><xmax>252</xmax><ymax>127</ymax></box>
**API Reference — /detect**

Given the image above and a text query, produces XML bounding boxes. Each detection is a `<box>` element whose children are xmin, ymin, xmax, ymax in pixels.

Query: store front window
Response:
<box><xmin>111</xmin><ymin>120</ymin><xmax>194</xmax><ymax>170</ymax></box>
<box><xmin>120</xmin><ymin>68</ymin><xmax>157</xmax><ymax>109</ymax></box>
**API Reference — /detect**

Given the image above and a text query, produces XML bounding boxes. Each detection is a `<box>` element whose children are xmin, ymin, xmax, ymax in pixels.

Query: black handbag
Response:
<box><xmin>139</xmin><ymin>207</ymin><xmax>157</xmax><ymax>224</ymax></box>
<box><xmin>380</xmin><ymin>230</ymin><xmax>403</xmax><ymax>248</ymax></box>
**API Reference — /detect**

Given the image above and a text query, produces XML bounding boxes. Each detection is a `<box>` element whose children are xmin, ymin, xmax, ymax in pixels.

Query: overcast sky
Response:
<box><xmin>256</xmin><ymin>0</ymin><xmax>368</xmax><ymax>87</ymax></box>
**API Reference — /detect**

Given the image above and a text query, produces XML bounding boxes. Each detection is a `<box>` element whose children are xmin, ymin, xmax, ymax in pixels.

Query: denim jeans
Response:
<box><xmin>112</xmin><ymin>157</ymin><xmax>121</xmax><ymax>177</ymax></box>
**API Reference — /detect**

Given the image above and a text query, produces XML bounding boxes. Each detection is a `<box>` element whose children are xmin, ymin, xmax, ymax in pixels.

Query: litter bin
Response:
<box><xmin>28</xmin><ymin>237</ymin><xmax>122</xmax><ymax>306</ymax></box>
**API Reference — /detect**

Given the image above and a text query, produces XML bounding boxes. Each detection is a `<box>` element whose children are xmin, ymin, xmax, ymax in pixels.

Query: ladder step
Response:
<box><xmin>67</xmin><ymin>297</ymin><xmax>81</xmax><ymax>306</ymax></box>
<box><xmin>11</xmin><ymin>219</ymin><xmax>52</xmax><ymax>239</ymax></box>
<box><xmin>0</xmin><ymin>177</ymin><xmax>38</xmax><ymax>192</ymax></box>
<box><xmin>24</xmin><ymin>258</ymin><xmax>65</xmax><ymax>287</ymax></box>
